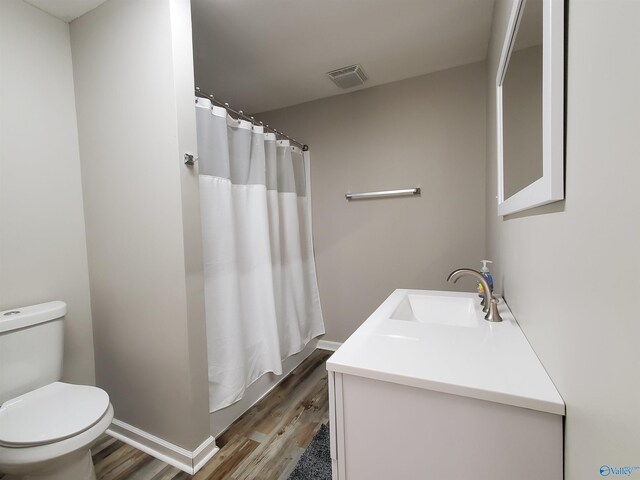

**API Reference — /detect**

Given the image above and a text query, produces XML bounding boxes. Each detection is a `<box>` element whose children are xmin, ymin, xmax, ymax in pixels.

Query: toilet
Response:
<box><xmin>0</xmin><ymin>302</ymin><xmax>114</xmax><ymax>480</ymax></box>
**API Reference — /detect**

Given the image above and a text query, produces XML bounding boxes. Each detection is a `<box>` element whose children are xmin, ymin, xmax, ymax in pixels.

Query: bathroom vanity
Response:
<box><xmin>327</xmin><ymin>290</ymin><xmax>565</xmax><ymax>480</ymax></box>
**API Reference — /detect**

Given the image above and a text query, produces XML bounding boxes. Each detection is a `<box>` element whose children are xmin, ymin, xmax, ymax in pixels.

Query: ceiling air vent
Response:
<box><xmin>327</xmin><ymin>64</ymin><xmax>368</xmax><ymax>89</ymax></box>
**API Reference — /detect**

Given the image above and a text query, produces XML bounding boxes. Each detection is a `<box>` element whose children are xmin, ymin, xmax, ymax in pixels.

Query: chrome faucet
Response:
<box><xmin>447</xmin><ymin>268</ymin><xmax>502</xmax><ymax>322</ymax></box>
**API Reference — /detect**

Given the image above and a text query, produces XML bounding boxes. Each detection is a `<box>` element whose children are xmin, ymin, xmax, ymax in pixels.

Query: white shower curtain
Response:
<box><xmin>196</xmin><ymin>97</ymin><xmax>325</xmax><ymax>412</ymax></box>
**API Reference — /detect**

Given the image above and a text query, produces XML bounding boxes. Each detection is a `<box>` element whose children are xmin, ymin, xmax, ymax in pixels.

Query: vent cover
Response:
<box><xmin>327</xmin><ymin>64</ymin><xmax>368</xmax><ymax>89</ymax></box>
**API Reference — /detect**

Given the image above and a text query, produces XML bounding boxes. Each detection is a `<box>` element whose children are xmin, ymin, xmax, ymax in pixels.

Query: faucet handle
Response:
<box><xmin>484</xmin><ymin>298</ymin><xmax>502</xmax><ymax>323</ymax></box>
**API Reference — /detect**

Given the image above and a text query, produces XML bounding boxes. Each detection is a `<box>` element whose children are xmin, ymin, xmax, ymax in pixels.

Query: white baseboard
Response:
<box><xmin>317</xmin><ymin>340</ymin><xmax>343</xmax><ymax>352</ymax></box>
<box><xmin>106</xmin><ymin>419</ymin><xmax>219</xmax><ymax>474</ymax></box>
<box><xmin>106</xmin><ymin>342</ymin><xmax>339</xmax><ymax>473</ymax></box>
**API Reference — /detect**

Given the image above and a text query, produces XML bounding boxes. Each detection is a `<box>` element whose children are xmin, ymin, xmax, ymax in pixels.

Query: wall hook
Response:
<box><xmin>184</xmin><ymin>153</ymin><xmax>197</xmax><ymax>166</ymax></box>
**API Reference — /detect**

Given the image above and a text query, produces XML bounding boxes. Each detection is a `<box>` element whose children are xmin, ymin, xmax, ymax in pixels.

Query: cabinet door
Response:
<box><xmin>339</xmin><ymin>374</ymin><xmax>562</xmax><ymax>480</ymax></box>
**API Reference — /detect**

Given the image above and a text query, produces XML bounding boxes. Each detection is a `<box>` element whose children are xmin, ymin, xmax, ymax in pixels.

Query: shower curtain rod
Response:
<box><xmin>195</xmin><ymin>87</ymin><xmax>309</xmax><ymax>151</ymax></box>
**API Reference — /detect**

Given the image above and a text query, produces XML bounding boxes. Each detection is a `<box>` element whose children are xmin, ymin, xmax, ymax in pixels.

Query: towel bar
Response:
<box><xmin>345</xmin><ymin>187</ymin><xmax>421</xmax><ymax>200</ymax></box>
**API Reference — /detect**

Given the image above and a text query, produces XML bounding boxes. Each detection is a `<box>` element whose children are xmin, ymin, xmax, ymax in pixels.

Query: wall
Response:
<box><xmin>259</xmin><ymin>62</ymin><xmax>487</xmax><ymax>342</ymax></box>
<box><xmin>0</xmin><ymin>0</ymin><xmax>95</xmax><ymax>385</ymax></box>
<box><xmin>486</xmin><ymin>1</ymin><xmax>640</xmax><ymax>478</ymax></box>
<box><xmin>70</xmin><ymin>0</ymin><xmax>211</xmax><ymax>452</ymax></box>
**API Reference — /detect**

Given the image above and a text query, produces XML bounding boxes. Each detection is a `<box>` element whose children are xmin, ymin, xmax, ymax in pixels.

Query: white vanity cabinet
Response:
<box><xmin>328</xmin><ymin>372</ymin><xmax>563</xmax><ymax>480</ymax></box>
<box><xmin>326</xmin><ymin>289</ymin><xmax>565</xmax><ymax>480</ymax></box>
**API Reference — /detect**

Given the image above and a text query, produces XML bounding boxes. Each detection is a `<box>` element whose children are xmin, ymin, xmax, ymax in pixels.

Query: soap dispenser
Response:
<box><xmin>477</xmin><ymin>260</ymin><xmax>494</xmax><ymax>299</ymax></box>
<box><xmin>480</xmin><ymin>260</ymin><xmax>494</xmax><ymax>292</ymax></box>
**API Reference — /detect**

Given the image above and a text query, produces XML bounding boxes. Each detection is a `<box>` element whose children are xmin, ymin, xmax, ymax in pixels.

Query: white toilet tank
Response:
<box><xmin>0</xmin><ymin>301</ymin><xmax>66</xmax><ymax>405</ymax></box>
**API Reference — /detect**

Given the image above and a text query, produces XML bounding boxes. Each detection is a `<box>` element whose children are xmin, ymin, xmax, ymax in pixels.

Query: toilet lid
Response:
<box><xmin>0</xmin><ymin>382</ymin><xmax>110</xmax><ymax>447</ymax></box>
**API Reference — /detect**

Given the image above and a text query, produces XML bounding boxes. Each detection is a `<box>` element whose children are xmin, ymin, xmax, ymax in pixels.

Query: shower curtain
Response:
<box><xmin>195</xmin><ymin>97</ymin><xmax>325</xmax><ymax>412</ymax></box>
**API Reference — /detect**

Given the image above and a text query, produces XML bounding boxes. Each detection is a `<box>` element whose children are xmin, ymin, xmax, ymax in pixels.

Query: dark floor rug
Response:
<box><xmin>288</xmin><ymin>424</ymin><xmax>332</xmax><ymax>480</ymax></box>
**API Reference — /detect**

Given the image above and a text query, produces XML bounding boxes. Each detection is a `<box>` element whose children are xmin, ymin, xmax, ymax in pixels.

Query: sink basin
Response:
<box><xmin>389</xmin><ymin>292</ymin><xmax>481</xmax><ymax>327</ymax></box>
<box><xmin>327</xmin><ymin>288</ymin><xmax>566</xmax><ymax>416</ymax></box>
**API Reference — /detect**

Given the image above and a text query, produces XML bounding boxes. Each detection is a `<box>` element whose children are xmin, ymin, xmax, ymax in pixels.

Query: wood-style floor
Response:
<box><xmin>91</xmin><ymin>349</ymin><xmax>331</xmax><ymax>480</ymax></box>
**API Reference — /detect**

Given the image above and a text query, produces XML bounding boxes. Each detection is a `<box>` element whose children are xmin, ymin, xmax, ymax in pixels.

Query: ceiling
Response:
<box><xmin>24</xmin><ymin>0</ymin><xmax>107</xmax><ymax>22</ymax></box>
<box><xmin>192</xmin><ymin>0</ymin><xmax>496</xmax><ymax>114</ymax></box>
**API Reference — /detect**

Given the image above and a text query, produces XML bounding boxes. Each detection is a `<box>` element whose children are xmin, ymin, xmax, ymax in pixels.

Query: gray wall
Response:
<box><xmin>259</xmin><ymin>62</ymin><xmax>487</xmax><ymax>342</ymax></box>
<box><xmin>0</xmin><ymin>0</ymin><xmax>95</xmax><ymax>385</ymax></box>
<box><xmin>70</xmin><ymin>0</ymin><xmax>210</xmax><ymax>450</ymax></box>
<box><xmin>486</xmin><ymin>1</ymin><xmax>640</xmax><ymax>478</ymax></box>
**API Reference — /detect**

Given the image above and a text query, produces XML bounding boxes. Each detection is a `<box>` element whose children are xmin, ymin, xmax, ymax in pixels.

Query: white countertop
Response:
<box><xmin>326</xmin><ymin>289</ymin><xmax>565</xmax><ymax>415</ymax></box>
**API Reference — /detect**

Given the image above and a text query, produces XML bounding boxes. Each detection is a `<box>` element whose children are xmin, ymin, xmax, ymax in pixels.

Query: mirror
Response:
<box><xmin>496</xmin><ymin>0</ymin><xmax>564</xmax><ymax>216</ymax></box>
<box><xmin>502</xmin><ymin>0</ymin><xmax>543</xmax><ymax>200</ymax></box>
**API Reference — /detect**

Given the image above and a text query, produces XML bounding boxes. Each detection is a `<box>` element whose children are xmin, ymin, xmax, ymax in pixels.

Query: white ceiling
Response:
<box><xmin>24</xmin><ymin>0</ymin><xmax>107</xmax><ymax>22</ymax></box>
<box><xmin>192</xmin><ymin>0</ymin><xmax>496</xmax><ymax>114</ymax></box>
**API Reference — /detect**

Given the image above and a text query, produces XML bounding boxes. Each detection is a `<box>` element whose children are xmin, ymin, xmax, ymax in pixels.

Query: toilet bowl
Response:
<box><xmin>0</xmin><ymin>382</ymin><xmax>114</xmax><ymax>480</ymax></box>
<box><xmin>0</xmin><ymin>302</ymin><xmax>115</xmax><ymax>480</ymax></box>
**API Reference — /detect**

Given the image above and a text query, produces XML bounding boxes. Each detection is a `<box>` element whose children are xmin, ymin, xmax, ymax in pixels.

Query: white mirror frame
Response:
<box><xmin>496</xmin><ymin>0</ymin><xmax>564</xmax><ymax>216</ymax></box>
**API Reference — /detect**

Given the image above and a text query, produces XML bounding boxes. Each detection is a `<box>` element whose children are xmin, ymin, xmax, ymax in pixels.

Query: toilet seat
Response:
<box><xmin>0</xmin><ymin>382</ymin><xmax>110</xmax><ymax>447</ymax></box>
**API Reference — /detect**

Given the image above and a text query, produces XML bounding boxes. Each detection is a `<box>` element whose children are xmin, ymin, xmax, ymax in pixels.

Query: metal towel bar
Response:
<box><xmin>345</xmin><ymin>187</ymin><xmax>421</xmax><ymax>201</ymax></box>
